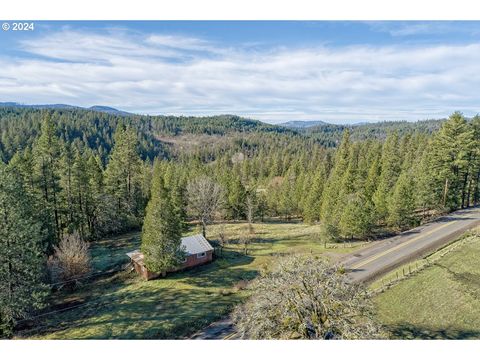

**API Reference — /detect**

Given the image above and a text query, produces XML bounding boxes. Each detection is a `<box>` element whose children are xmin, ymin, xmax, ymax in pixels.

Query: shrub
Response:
<box><xmin>48</xmin><ymin>233</ymin><xmax>91</xmax><ymax>285</ymax></box>
<box><xmin>232</xmin><ymin>255</ymin><xmax>385</xmax><ymax>339</ymax></box>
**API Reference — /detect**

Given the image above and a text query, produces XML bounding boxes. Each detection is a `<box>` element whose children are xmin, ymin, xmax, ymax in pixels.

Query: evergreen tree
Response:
<box><xmin>139</xmin><ymin>161</ymin><xmax>153</xmax><ymax>212</ymax></box>
<box><xmin>85</xmin><ymin>155</ymin><xmax>104</xmax><ymax>238</ymax></box>
<box><xmin>8</xmin><ymin>149</ymin><xmax>36</xmax><ymax>194</ymax></box>
<box><xmin>470</xmin><ymin>115</ymin><xmax>480</xmax><ymax>205</ymax></box>
<box><xmin>71</xmin><ymin>150</ymin><xmax>89</xmax><ymax>237</ymax></box>
<box><xmin>33</xmin><ymin>112</ymin><xmax>62</xmax><ymax>252</ymax></box>
<box><xmin>59</xmin><ymin>143</ymin><xmax>75</xmax><ymax>232</ymax></box>
<box><xmin>320</xmin><ymin>131</ymin><xmax>352</xmax><ymax>241</ymax></box>
<box><xmin>303</xmin><ymin>168</ymin><xmax>326</xmax><ymax>224</ymax></box>
<box><xmin>337</xmin><ymin>145</ymin><xmax>375</xmax><ymax>240</ymax></box>
<box><xmin>164</xmin><ymin>164</ymin><xmax>188</xmax><ymax>232</ymax></box>
<box><xmin>227</xmin><ymin>174</ymin><xmax>247</xmax><ymax>219</ymax></box>
<box><xmin>429</xmin><ymin>112</ymin><xmax>475</xmax><ymax>210</ymax></box>
<box><xmin>279</xmin><ymin>169</ymin><xmax>296</xmax><ymax>220</ymax></box>
<box><xmin>373</xmin><ymin>132</ymin><xmax>401</xmax><ymax>222</ymax></box>
<box><xmin>414</xmin><ymin>143</ymin><xmax>436</xmax><ymax>218</ymax></box>
<box><xmin>0</xmin><ymin>163</ymin><xmax>47</xmax><ymax>337</ymax></box>
<box><xmin>388</xmin><ymin>171</ymin><xmax>417</xmax><ymax>230</ymax></box>
<box><xmin>256</xmin><ymin>190</ymin><xmax>268</xmax><ymax>222</ymax></box>
<box><xmin>104</xmin><ymin>126</ymin><xmax>143</xmax><ymax>220</ymax></box>
<box><xmin>141</xmin><ymin>161</ymin><xmax>184</xmax><ymax>274</ymax></box>
<box><xmin>245</xmin><ymin>187</ymin><xmax>258</xmax><ymax>230</ymax></box>
<box><xmin>363</xmin><ymin>148</ymin><xmax>381</xmax><ymax>201</ymax></box>
<box><xmin>339</xmin><ymin>194</ymin><xmax>373</xmax><ymax>240</ymax></box>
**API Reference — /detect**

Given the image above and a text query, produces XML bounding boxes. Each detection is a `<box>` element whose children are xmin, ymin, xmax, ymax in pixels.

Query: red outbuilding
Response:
<box><xmin>126</xmin><ymin>234</ymin><xmax>214</xmax><ymax>280</ymax></box>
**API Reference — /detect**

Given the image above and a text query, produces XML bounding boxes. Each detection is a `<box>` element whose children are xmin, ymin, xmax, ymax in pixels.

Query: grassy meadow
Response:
<box><xmin>18</xmin><ymin>220</ymin><xmax>480</xmax><ymax>340</ymax></box>
<box><xmin>22</xmin><ymin>221</ymin><xmax>368</xmax><ymax>339</ymax></box>
<box><xmin>375</xmin><ymin>231</ymin><xmax>480</xmax><ymax>339</ymax></box>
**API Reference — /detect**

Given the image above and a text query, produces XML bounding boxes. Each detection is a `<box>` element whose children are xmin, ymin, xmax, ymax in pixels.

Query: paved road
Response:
<box><xmin>191</xmin><ymin>206</ymin><xmax>480</xmax><ymax>339</ymax></box>
<box><xmin>342</xmin><ymin>206</ymin><xmax>480</xmax><ymax>283</ymax></box>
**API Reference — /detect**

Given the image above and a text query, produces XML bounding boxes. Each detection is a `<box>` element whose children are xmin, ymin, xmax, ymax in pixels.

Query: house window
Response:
<box><xmin>197</xmin><ymin>252</ymin><xmax>206</xmax><ymax>259</ymax></box>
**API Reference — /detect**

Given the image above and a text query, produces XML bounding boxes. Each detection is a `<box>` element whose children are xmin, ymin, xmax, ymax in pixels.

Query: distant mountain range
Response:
<box><xmin>278</xmin><ymin>120</ymin><xmax>329</xmax><ymax>128</ymax></box>
<box><xmin>0</xmin><ymin>103</ymin><xmax>438</xmax><ymax>129</ymax></box>
<box><xmin>279</xmin><ymin>120</ymin><xmax>376</xmax><ymax>128</ymax></box>
<box><xmin>0</xmin><ymin>102</ymin><xmax>132</xmax><ymax>116</ymax></box>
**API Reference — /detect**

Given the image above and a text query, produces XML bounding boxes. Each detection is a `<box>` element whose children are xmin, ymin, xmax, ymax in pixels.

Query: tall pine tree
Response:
<box><xmin>33</xmin><ymin>111</ymin><xmax>62</xmax><ymax>252</ymax></box>
<box><xmin>429</xmin><ymin>112</ymin><xmax>475</xmax><ymax>210</ymax></box>
<box><xmin>0</xmin><ymin>163</ymin><xmax>47</xmax><ymax>337</ymax></box>
<box><xmin>104</xmin><ymin>126</ymin><xmax>143</xmax><ymax>223</ymax></box>
<box><xmin>373</xmin><ymin>132</ymin><xmax>401</xmax><ymax>222</ymax></box>
<box><xmin>141</xmin><ymin>161</ymin><xmax>184</xmax><ymax>275</ymax></box>
<box><xmin>388</xmin><ymin>171</ymin><xmax>417</xmax><ymax>230</ymax></box>
<box><xmin>320</xmin><ymin>131</ymin><xmax>351</xmax><ymax>241</ymax></box>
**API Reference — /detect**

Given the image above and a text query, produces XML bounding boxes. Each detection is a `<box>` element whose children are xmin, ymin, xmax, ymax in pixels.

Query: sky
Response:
<box><xmin>1</xmin><ymin>21</ymin><xmax>480</xmax><ymax>124</ymax></box>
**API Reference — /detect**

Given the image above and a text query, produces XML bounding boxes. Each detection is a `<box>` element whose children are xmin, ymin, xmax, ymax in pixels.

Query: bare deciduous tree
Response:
<box><xmin>218</xmin><ymin>224</ymin><xmax>228</xmax><ymax>247</ymax></box>
<box><xmin>246</xmin><ymin>190</ymin><xmax>256</xmax><ymax>234</ymax></box>
<box><xmin>187</xmin><ymin>176</ymin><xmax>224</xmax><ymax>239</ymax></box>
<box><xmin>232</xmin><ymin>255</ymin><xmax>385</xmax><ymax>339</ymax></box>
<box><xmin>48</xmin><ymin>232</ymin><xmax>91</xmax><ymax>285</ymax></box>
<box><xmin>216</xmin><ymin>223</ymin><xmax>229</xmax><ymax>256</ymax></box>
<box><xmin>240</xmin><ymin>226</ymin><xmax>254</xmax><ymax>255</ymax></box>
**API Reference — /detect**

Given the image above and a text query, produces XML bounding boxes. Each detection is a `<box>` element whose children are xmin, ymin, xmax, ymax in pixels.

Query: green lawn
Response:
<box><xmin>375</xmin><ymin>232</ymin><xmax>480</xmax><ymax>339</ymax></box>
<box><xmin>23</xmin><ymin>221</ymin><xmax>367</xmax><ymax>339</ymax></box>
<box><xmin>89</xmin><ymin>232</ymin><xmax>141</xmax><ymax>273</ymax></box>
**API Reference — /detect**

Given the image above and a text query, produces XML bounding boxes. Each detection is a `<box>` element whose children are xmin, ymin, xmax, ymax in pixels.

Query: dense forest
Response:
<box><xmin>303</xmin><ymin>119</ymin><xmax>444</xmax><ymax>147</ymax></box>
<box><xmin>0</xmin><ymin>107</ymin><xmax>297</xmax><ymax>164</ymax></box>
<box><xmin>1</xmin><ymin>106</ymin><xmax>479</xmax><ymax>336</ymax></box>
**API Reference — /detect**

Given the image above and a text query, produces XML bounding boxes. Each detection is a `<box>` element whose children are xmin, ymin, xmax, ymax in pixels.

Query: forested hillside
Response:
<box><xmin>0</xmin><ymin>107</ymin><xmax>166</xmax><ymax>164</ymax></box>
<box><xmin>303</xmin><ymin>119</ymin><xmax>444</xmax><ymax>147</ymax></box>
<box><xmin>1</xmin><ymin>106</ymin><xmax>479</xmax><ymax>337</ymax></box>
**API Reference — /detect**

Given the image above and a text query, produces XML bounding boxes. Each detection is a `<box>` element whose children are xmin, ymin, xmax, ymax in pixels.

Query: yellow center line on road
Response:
<box><xmin>349</xmin><ymin>220</ymin><xmax>458</xmax><ymax>270</ymax></box>
<box><xmin>223</xmin><ymin>332</ymin><xmax>236</xmax><ymax>340</ymax></box>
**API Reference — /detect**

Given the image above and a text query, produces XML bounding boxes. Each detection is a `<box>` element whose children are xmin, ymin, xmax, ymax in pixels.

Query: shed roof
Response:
<box><xmin>181</xmin><ymin>234</ymin><xmax>214</xmax><ymax>255</ymax></box>
<box><xmin>126</xmin><ymin>234</ymin><xmax>213</xmax><ymax>264</ymax></box>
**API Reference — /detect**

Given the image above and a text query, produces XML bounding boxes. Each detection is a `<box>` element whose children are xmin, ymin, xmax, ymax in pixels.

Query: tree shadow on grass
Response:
<box><xmin>174</xmin><ymin>255</ymin><xmax>258</xmax><ymax>288</ymax></box>
<box><xmin>260</xmin><ymin>218</ymin><xmax>303</xmax><ymax>224</ymax></box>
<box><xmin>90</xmin><ymin>233</ymin><xmax>141</xmax><ymax>272</ymax></box>
<box><xmin>22</xmin><ymin>248</ymin><xmax>257</xmax><ymax>339</ymax></box>
<box><xmin>30</xmin><ymin>284</ymin><xmax>247</xmax><ymax>339</ymax></box>
<box><xmin>246</xmin><ymin>233</ymin><xmax>323</xmax><ymax>253</ymax></box>
<box><xmin>387</xmin><ymin>323</ymin><xmax>480</xmax><ymax>340</ymax></box>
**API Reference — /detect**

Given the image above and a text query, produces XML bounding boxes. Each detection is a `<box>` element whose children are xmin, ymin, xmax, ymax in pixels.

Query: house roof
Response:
<box><xmin>181</xmin><ymin>234</ymin><xmax>214</xmax><ymax>255</ymax></box>
<box><xmin>126</xmin><ymin>234</ymin><xmax>213</xmax><ymax>264</ymax></box>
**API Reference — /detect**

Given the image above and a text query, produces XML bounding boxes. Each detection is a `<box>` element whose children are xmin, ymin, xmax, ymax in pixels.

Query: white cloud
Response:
<box><xmin>368</xmin><ymin>21</ymin><xmax>480</xmax><ymax>37</ymax></box>
<box><xmin>1</xmin><ymin>29</ymin><xmax>480</xmax><ymax>123</ymax></box>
